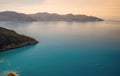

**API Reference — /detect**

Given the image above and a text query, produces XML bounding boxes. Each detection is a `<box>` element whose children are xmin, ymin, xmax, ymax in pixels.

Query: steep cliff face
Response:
<box><xmin>0</xmin><ymin>27</ymin><xmax>38</xmax><ymax>52</ymax></box>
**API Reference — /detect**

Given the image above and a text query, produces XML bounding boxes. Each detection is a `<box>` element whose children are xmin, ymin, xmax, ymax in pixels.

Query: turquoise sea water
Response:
<box><xmin>0</xmin><ymin>21</ymin><xmax>120</xmax><ymax>76</ymax></box>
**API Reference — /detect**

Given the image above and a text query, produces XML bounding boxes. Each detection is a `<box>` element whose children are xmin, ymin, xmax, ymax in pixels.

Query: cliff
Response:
<box><xmin>0</xmin><ymin>27</ymin><xmax>38</xmax><ymax>52</ymax></box>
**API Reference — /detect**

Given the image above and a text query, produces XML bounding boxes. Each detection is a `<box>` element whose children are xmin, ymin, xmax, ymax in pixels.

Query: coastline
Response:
<box><xmin>0</xmin><ymin>27</ymin><xmax>38</xmax><ymax>52</ymax></box>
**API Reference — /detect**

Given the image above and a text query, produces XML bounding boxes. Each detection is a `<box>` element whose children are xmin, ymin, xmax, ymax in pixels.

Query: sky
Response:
<box><xmin>0</xmin><ymin>0</ymin><xmax>120</xmax><ymax>20</ymax></box>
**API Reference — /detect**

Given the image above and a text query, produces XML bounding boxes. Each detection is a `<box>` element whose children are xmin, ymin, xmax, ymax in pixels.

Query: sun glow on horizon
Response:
<box><xmin>0</xmin><ymin>0</ymin><xmax>120</xmax><ymax>20</ymax></box>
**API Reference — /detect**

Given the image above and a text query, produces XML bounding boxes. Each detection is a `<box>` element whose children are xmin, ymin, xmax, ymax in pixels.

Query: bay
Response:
<box><xmin>0</xmin><ymin>21</ymin><xmax>120</xmax><ymax>76</ymax></box>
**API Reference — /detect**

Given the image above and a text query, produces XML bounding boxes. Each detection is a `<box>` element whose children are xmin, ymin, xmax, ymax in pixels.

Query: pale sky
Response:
<box><xmin>0</xmin><ymin>0</ymin><xmax>120</xmax><ymax>20</ymax></box>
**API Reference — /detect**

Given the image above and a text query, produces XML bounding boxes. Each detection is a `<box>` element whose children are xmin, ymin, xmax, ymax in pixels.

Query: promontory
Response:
<box><xmin>0</xmin><ymin>27</ymin><xmax>38</xmax><ymax>52</ymax></box>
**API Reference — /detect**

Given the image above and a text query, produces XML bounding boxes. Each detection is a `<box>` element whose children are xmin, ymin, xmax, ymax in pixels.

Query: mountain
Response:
<box><xmin>0</xmin><ymin>11</ymin><xmax>104</xmax><ymax>21</ymax></box>
<box><xmin>29</xmin><ymin>12</ymin><xmax>104</xmax><ymax>21</ymax></box>
<box><xmin>0</xmin><ymin>11</ymin><xmax>36</xmax><ymax>21</ymax></box>
<box><xmin>0</xmin><ymin>27</ymin><xmax>38</xmax><ymax>52</ymax></box>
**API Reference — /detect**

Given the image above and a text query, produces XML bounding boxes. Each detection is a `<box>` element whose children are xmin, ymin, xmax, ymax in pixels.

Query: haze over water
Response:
<box><xmin>0</xmin><ymin>21</ymin><xmax>120</xmax><ymax>76</ymax></box>
<box><xmin>0</xmin><ymin>0</ymin><xmax>120</xmax><ymax>20</ymax></box>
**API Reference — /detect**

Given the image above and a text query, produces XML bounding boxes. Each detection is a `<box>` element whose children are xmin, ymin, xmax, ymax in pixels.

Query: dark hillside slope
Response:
<box><xmin>0</xmin><ymin>27</ymin><xmax>38</xmax><ymax>52</ymax></box>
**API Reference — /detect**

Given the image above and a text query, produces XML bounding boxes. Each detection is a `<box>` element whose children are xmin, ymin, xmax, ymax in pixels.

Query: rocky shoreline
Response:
<box><xmin>0</xmin><ymin>27</ymin><xmax>38</xmax><ymax>52</ymax></box>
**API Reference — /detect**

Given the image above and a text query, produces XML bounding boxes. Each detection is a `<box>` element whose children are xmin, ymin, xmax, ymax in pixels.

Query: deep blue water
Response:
<box><xmin>0</xmin><ymin>21</ymin><xmax>120</xmax><ymax>76</ymax></box>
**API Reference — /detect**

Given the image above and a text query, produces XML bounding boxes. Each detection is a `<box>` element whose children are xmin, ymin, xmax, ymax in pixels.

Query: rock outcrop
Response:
<box><xmin>0</xmin><ymin>27</ymin><xmax>38</xmax><ymax>52</ymax></box>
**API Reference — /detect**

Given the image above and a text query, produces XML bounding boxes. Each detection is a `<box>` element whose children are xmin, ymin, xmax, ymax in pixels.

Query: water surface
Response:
<box><xmin>0</xmin><ymin>21</ymin><xmax>120</xmax><ymax>76</ymax></box>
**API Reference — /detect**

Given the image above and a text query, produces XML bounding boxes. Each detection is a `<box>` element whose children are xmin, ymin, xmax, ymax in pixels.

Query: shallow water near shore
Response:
<box><xmin>0</xmin><ymin>21</ymin><xmax>120</xmax><ymax>76</ymax></box>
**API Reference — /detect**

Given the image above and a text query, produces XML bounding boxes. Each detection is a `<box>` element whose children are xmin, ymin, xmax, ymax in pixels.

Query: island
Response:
<box><xmin>0</xmin><ymin>11</ymin><xmax>36</xmax><ymax>21</ymax></box>
<box><xmin>0</xmin><ymin>27</ymin><xmax>38</xmax><ymax>52</ymax></box>
<box><xmin>0</xmin><ymin>11</ymin><xmax>104</xmax><ymax>22</ymax></box>
<box><xmin>29</xmin><ymin>12</ymin><xmax>104</xmax><ymax>21</ymax></box>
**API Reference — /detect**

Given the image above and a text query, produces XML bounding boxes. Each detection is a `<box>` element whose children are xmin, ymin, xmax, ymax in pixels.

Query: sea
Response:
<box><xmin>0</xmin><ymin>20</ymin><xmax>120</xmax><ymax>76</ymax></box>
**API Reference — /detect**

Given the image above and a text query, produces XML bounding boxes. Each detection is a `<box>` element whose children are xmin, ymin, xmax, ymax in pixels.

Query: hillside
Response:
<box><xmin>0</xmin><ymin>11</ymin><xmax>36</xmax><ymax>21</ymax></box>
<box><xmin>0</xmin><ymin>27</ymin><xmax>38</xmax><ymax>52</ymax></box>
<box><xmin>0</xmin><ymin>11</ymin><xmax>104</xmax><ymax>21</ymax></box>
<box><xmin>29</xmin><ymin>12</ymin><xmax>104</xmax><ymax>21</ymax></box>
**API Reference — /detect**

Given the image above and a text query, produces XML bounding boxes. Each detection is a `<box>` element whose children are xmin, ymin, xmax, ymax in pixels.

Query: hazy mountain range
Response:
<box><xmin>0</xmin><ymin>11</ymin><xmax>36</xmax><ymax>21</ymax></box>
<box><xmin>0</xmin><ymin>11</ymin><xmax>104</xmax><ymax>21</ymax></box>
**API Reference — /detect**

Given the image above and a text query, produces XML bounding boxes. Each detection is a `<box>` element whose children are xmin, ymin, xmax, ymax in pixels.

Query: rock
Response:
<box><xmin>7</xmin><ymin>72</ymin><xmax>17</xmax><ymax>76</ymax></box>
